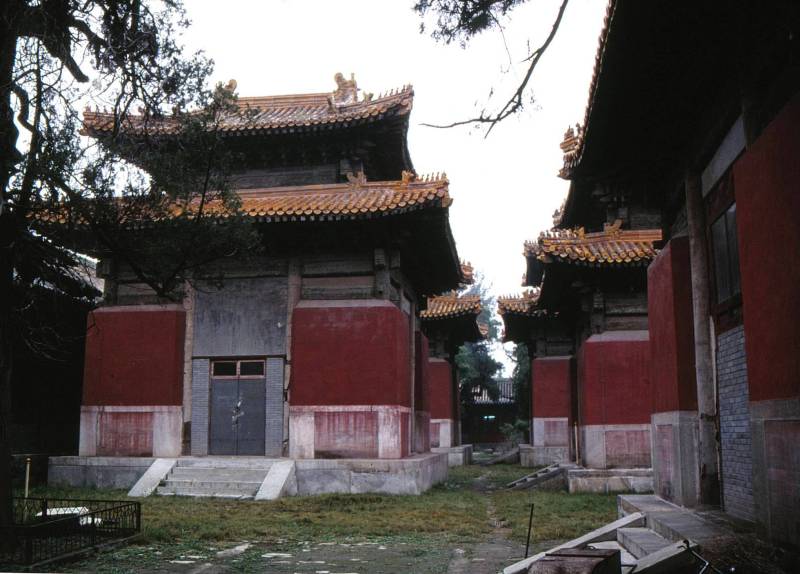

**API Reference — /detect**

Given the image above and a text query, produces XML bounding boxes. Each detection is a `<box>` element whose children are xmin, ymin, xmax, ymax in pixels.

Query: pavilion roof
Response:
<box><xmin>38</xmin><ymin>174</ymin><xmax>451</xmax><ymax>226</ymax></box>
<box><xmin>421</xmin><ymin>292</ymin><xmax>481</xmax><ymax>320</ymax></box>
<box><xmin>524</xmin><ymin>222</ymin><xmax>661</xmax><ymax>268</ymax></box>
<box><xmin>82</xmin><ymin>76</ymin><xmax>413</xmax><ymax>137</ymax></box>
<box><xmin>497</xmin><ymin>290</ymin><xmax>544</xmax><ymax>317</ymax></box>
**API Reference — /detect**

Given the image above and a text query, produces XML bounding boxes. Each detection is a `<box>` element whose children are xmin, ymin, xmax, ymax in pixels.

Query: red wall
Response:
<box><xmin>414</xmin><ymin>332</ymin><xmax>430</xmax><ymax>413</ymax></box>
<box><xmin>532</xmin><ymin>356</ymin><xmax>574</xmax><ymax>419</ymax></box>
<box><xmin>647</xmin><ymin>237</ymin><xmax>698</xmax><ymax>413</ymax></box>
<box><xmin>579</xmin><ymin>332</ymin><xmax>652</xmax><ymax>425</ymax></box>
<box><xmin>290</xmin><ymin>301</ymin><xmax>411</xmax><ymax>406</ymax></box>
<box><xmin>734</xmin><ymin>93</ymin><xmax>800</xmax><ymax>403</ymax></box>
<box><xmin>429</xmin><ymin>360</ymin><xmax>453</xmax><ymax>419</ymax></box>
<box><xmin>83</xmin><ymin>307</ymin><xmax>185</xmax><ymax>406</ymax></box>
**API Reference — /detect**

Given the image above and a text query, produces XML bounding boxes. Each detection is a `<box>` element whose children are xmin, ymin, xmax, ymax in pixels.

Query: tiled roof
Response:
<box><xmin>559</xmin><ymin>0</ymin><xmax>616</xmax><ymax>179</ymax></box>
<box><xmin>229</xmin><ymin>175</ymin><xmax>448</xmax><ymax>222</ymax></box>
<box><xmin>524</xmin><ymin>222</ymin><xmax>661</xmax><ymax>267</ymax></box>
<box><xmin>82</xmin><ymin>75</ymin><xmax>413</xmax><ymax>136</ymax></box>
<box><xmin>497</xmin><ymin>290</ymin><xmax>544</xmax><ymax>317</ymax></box>
<box><xmin>421</xmin><ymin>292</ymin><xmax>481</xmax><ymax>320</ymax></box>
<box><xmin>37</xmin><ymin>175</ymin><xmax>451</xmax><ymax>226</ymax></box>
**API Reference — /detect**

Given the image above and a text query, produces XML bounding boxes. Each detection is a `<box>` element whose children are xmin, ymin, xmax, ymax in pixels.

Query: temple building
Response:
<box><xmin>48</xmin><ymin>75</ymin><xmax>471</xmax><ymax>497</ymax></box>
<box><xmin>420</xmin><ymin>288</ymin><xmax>486</xmax><ymax>465</ymax></box>
<box><xmin>507</xmin><ymin>0</ymin><xmax>800</xmax><ymax>549</ymax></box>
<box><xmin>501</xmin><ymin>179</ymin><xmax>662</xmax><ymax>479</ymax></box>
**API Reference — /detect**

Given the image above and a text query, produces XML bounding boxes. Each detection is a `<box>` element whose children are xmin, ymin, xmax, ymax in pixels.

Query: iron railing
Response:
<box><xmin>1</xmin><ymin>497</ymin><xmax>141</xmax><ymax>567</ymax></box>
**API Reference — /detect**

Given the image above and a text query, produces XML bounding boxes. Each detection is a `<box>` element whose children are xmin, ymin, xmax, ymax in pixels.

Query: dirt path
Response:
<box><xmin>445</xmin><ymin>472</ymin><xmax>526</xmax><ymax>574</ymax></box>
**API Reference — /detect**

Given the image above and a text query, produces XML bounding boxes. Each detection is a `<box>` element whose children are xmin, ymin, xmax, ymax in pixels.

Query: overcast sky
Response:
<box><xmin>181</xmin><ymin>0</ymin><xmax>607</xmax><ymax>372</ymax></box>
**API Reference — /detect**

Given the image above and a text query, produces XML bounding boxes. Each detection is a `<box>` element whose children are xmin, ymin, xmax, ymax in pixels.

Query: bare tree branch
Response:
<box><xmin>421</xmin><ymin>0</ymin><xmax>569</xmax><ymax>136</ymax></box>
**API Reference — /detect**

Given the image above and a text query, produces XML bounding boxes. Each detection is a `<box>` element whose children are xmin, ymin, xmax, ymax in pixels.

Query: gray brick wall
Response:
<box><xmin>264</xmin><ymin>357</ymin><xmax>284</xmax><ymax>457</ymax></box>
<box><xmin>717</xmin><ymin>325</ymin><xmax>755</xmax><ymax>522</ymax></box>
<box><xmin>190</xmin><ymin>359</ymin><xmax>210</xmax><ymax>456</ymax></box>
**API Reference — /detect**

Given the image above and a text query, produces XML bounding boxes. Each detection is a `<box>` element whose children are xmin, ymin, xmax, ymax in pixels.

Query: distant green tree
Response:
<box><xmin>456</xmin><ymin>272</ymin><xmax>502</xmax><ymax>438</ymax></box>
<box><xmin>510</xmin><ymin>342</ymin><xmax>530</xmax><ymax>422</ymax></box>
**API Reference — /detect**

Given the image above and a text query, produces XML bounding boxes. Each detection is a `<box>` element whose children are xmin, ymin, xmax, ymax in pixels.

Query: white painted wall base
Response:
<box><xmin>431</xmin><ymin>418</ymin><xmax>453</xmax><ymax>448</ymax></box>
<box><xmin>79</xmin><ymin>405</ymin><xmax>183</xmax><ymax>457</ymax></box>
<box><xmin>581</xmin><ymin>423</ymin><xmax>652</xmax><ymax>469</ymax></box>
<box><xmin>288</xmin><ymin>405</ymin><xmax>412</xmax><ymax>459</ymax></box>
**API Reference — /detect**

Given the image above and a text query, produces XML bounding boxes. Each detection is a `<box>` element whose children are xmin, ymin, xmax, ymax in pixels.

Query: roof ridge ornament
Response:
<box><xmin>332</xmin><ymin>72</ymin><xmax>358</xmax><ymax>105</ymax></box>
<box><xmin>401</xmin><ymin>170</ymin><xmax>417</xmax><ymax>184</ymax></box>
<box><xmin>345</xmin><ymin>170</ymin><xmax>367</xmax><ymax>187</ymax></box>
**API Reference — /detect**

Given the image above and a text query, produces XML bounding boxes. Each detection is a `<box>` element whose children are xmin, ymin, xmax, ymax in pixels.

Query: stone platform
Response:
<box><xmin>49</xmin><ymin>453</ymin><xmax>448</xmax><ymax>497</ymax></box>
<box><xmin>431</xmin><ymin>444</ymin><xmax>472</xmax><ymax>466</ymax></box>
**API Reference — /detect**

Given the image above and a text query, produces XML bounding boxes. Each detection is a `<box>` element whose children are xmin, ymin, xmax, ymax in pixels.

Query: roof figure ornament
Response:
<box><xmin>332</xmin><ymin>72</ymin><xmax>358</xmax><ymax>104</ymax></box>
<box><xmin>401</xmin><ymin>170</ymin><xmax>417</xmax><ymax>184</ymax></box>
<box><xmin>345</xmin><ymin>170</ymin><xmax>367</xmax><ymax>186</ymax></box>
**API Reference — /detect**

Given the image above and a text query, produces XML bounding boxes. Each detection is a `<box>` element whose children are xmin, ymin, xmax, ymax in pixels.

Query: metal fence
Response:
<box><xmin>1</xmin><ymin>497</ymin><xmax>141</xmax><ymax>567</ymax></box>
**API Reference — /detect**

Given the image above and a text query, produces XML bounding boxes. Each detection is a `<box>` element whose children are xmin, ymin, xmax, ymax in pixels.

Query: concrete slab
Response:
<box><xmin>128</xmin><ymin>458</ymin><xmax>176</xmax><ymax>497</ymax></box>
<box><xmin>618</xmin><ymin>494</ymin><xmax>681</xmax><ymax>516</ymax></box>
<box><xmin>255</xmin><ymin>460</ymin><xmax>296</xmax><ymax>500</ymax></box>
<box><xmin>632</xmin><ymin>540</ymin><xmax>698</xmax><ymax>573</ymax></box>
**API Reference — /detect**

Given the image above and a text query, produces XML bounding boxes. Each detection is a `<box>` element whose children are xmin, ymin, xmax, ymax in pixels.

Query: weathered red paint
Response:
<box><xmin>647</xmin><ymin>237</ymin><xmax>698</xmax><ymax>413</ymax></box>
<box><xmin>414</xmin><ymin>411</ymin><xmax>430</xmax><ymax>453</ymax></box>
<box><xmin>290</xmin><ymin>302</ymin><xmax>411</xmax><ymax>406</ymax></box>
<box><xmin>83</xmin><ymin>307</ymin><xmax>185</xmax><ymax>406</ymax></box>
<box><xmin>578</xmin><ymin>332</ymin><xmax>652</xmax><ymax>425</ymax></box>
<box><xmin>414</xmin><ymin>332</ymin><xmax>431</xmax><ymax>413</ymax></box>
<box><xmin>734</xmin><ymin>93</ymin><xmax>800</xmax><ymax>403</ymax></box>
<box><xmin>532</xmin><ymin>356</ymin><xmax>574</xmax><ymax>419</ymax></box>
<box><xmin>605</xmin><ymin>429</ymin><xmax>651</xmax><ymax>467</ymax></box>
<box><xmin>429</xmin><ymin>360</ymin><xmax>453</xmax><ymax>420</ymax></box>
<box><xmin>97</xmin><ymin>412</ymin><xmax>153</xmax><ymax>456</ymax></box>
<box><xmin>314</xmin><ymin>411</ymin><xmax>379</xmax><ymax>458</ymax></box>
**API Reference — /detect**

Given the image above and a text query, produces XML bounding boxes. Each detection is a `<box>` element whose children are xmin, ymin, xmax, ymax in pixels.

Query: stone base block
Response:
<box><xmin>651</xmin><ymin>411</ymin><xmax>699</xmax><ymax>507</ymax></box>
<box><xmin>581</xmin><ymin>424</ymin><xmax>651</xmax><ymax>469</ymax></box>
<box><xmin>430</xmin><ymin>418</ymin><xmax>455</xmax><ymax>449</ymax></box>
<box><xmin>567</xmin><ymin>467</ymin><xmax>653</xmax><ymax>494</ymax></box>
<box><xmin>431</xmin><ymin>444</ymin><xmax>472</xmax><ymax>466</ymax></box>
<box><xmin>294</xmin><ymin>452</ymin><xmax>448</xmax><ymax>495</ymax></box>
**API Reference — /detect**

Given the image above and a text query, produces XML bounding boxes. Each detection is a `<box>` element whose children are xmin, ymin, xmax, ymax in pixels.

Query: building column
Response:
<box><xmin>686</xmin><ymin>171</ymin><xmax>721</xmax><ymax>506</ymax></box>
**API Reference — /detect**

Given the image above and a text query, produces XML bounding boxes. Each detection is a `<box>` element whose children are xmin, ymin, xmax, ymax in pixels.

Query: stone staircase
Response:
<box><xmin>156</xmin><ymin>458</ymin><xmax>275</xmax><ymax>499</ymax></box>
<box><xmin>505</xmin><ymin>463</ymin><xmax>571</xmax><ymax>490</ymax></box>
<box><xmin>505</xmin><ymin>495</ymin><xmax>710</xmax><ymax>573</ymax></box>
<box><xmin>585</xmin><ymin>526</ymin><xmax>675</xmax><ymax>573</ymax></box>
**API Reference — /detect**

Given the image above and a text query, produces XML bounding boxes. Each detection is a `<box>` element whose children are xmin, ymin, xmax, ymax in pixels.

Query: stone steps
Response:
<box><xmin>156</xmin><ymin>485</ymin><xmax>258</xmax><ymax>498</ymax></box>
<box><xmin>616</xmin><ymin>527</ymin><xmax>673</xmax><ymax>559</ymax></box>
<box><xmin>156</xmin><ymin>463</ymin><xmax>271</xmax><ymax>499</ymax></box>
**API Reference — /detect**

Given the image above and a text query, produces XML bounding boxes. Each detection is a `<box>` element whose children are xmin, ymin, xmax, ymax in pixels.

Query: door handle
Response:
<box><xmin>232</xmin><ymin>399</ymin><xmax>245</xmax><ymax>425</ymax></box>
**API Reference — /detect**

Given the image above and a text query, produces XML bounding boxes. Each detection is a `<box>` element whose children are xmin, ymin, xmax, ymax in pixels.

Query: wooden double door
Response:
<box><xmin>208</xmin><ymin>358</ymin><xmax>270</xmax><ymax>456</ymax></box>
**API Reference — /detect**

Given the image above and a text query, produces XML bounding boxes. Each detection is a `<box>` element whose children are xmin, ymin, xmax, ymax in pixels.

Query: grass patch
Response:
<box><xmin>20</xmin><ymin>465</ymin><xmax>618</xmax><ymax>572</ymax></box>
<box><xmin>491</xmin><ymin>489</ymin><xmax>618</xmax><ymax>542</ymax></box>
<box><xmin>24</xmin><ymin>482</ymin><xmax>491</xmax><ymax>545</ymax></box>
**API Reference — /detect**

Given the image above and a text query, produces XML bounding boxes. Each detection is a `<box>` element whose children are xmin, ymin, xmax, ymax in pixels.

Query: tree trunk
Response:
<box><xmin>0</xmin><ymin>1</ymin><xmax>20</xmax><ymax>536</ymax></box>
